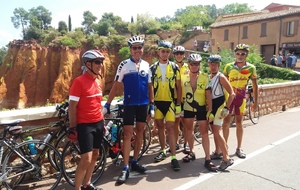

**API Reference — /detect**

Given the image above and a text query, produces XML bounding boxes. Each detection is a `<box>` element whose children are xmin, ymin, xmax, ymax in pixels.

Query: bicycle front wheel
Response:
<box><xmin>61</xmin><ymin>141</ymin><xmax>106</xmax><ymax>187</ymax></box>
<box><xmin>249</xmin><ymin>103</ymin><xmax>260</xmax><ymax>124</ymax></box>
<box><xmin>2</xmin><ymin>140</ymin><xmax>62</xmax><ymax>190</ymax></box>
<box><xmin>118</xmin><ymin>121</ymin><xmax>151</xmax><ymax>161</ymax></box>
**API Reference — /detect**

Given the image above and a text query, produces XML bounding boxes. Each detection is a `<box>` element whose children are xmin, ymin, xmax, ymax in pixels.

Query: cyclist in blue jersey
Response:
<box><xmin>103</xmin><ymin>36</ymin><xmax>154</xmax><ymax>184</ymax></box>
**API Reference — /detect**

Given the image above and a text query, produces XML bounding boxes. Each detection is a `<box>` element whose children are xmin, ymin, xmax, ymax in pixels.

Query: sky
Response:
<box><xmin>1</xmin><ymin>0</ymin><xmax>300</xmax><ymax>47</ymax></box>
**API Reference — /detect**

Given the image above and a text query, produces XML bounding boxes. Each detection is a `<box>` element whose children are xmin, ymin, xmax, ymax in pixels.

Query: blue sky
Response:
<box><xmin>1</xmin><ymin>0</ymin><xmax>299</xmax><ymax>47</ymax></box>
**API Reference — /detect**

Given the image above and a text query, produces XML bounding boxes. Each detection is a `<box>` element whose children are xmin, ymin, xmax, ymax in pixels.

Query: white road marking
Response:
<box><xmin>173</xmin><ymin>130</ymin><xmax>300</xmax><ymax>190</ymax></box>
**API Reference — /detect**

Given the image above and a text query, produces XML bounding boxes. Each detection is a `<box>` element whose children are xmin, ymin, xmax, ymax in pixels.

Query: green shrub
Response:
<box><xmin>118</xmin><ymin>47</ymin><xmax>130</xmax><ymax>60</ymax></box>
<box><xmin>106</xmin><ymin>35</ymin><xmax>127</xmax><ymax>50</ymax></box>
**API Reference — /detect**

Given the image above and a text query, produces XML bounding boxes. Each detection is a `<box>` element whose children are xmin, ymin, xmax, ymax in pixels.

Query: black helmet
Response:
<box><xmin>207</xmin><ymin>54</ymin><xmax>222</xmax><ymax>63</ymax></box>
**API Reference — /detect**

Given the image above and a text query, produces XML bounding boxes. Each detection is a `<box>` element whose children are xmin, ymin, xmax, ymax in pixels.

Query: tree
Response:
<box><xmin>28</xmin><ymin>6</ymin><xmax>52</xmax><ymax>30</ymax></box>
<box><xmin>68</xmin><ymin>15</ymin><xmax>72</xmax><ymax>32</ymax></box>
<box><xmin>221</xmin><ymin>3</ymin><xmax>254</xmax><ymax>14</ymax></box>
<box><xmin>95</xmin><ymin>21</ymin><xmax>110</xmax><ymax>36</ymax></box>
<box><xmin>58</xmin><ymin>21</ymin><xmax>68</xmax><ymax>34</ymax></box>
<box><xmin>100</xmin><ymin>12</ymin><xmax>129</xmax><ymax>34</ymax></box>
<box><xmin>0</xmin><ymin>46</ymin><xmax>8</xmax><ymax>66</ymax></box>
<box><xmin>11</xmin><ymin>8</ymin><xmax>29</xmax><ymax>38</ymax></box>
<box><xmin>82</xmin><ymin>11</ymin><xmax>97</xmax><ymax>35</ymax></box>
<box><xmin>130</xmin><ymin>14</ymin><xmax>160</xmax><ymax>35</ymax></box>
<box><xmin>175</xmin><ymin>6</ymin><xmax>210</xmax><ymax>30</ymax></box>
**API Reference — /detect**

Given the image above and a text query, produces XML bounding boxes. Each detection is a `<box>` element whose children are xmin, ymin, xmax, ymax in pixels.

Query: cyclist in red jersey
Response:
<box><xmin>68</xmin><ymin>50</ymin><xmax>105</xmax><ymax>190</ymax></box>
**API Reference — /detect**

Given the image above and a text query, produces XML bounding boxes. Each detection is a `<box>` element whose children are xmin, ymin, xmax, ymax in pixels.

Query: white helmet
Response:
<box><xmin>128</xmin><ymin>36</ymin><xmax>144</xmax><ymax>47</ymax></box>
<box><xmin>173</xmin><ymin>46</ymin><xmax>185</xmax><ymax>53</ymax></box>
<box><xmin>81</xmin><ymin>50</ymin><xmax>105</xmax><ymax>63</ymax></box>
<box><xmin>188</xmin><ymin>54</ymin><xmax>202</xmax><ymax>62</ymax></box>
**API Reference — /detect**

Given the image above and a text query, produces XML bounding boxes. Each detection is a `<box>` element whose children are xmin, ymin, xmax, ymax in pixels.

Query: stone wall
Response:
<box><xmin>258</xmin><ymin>81</ymin><xmax>300</xmax><ymax>115</ymax></box>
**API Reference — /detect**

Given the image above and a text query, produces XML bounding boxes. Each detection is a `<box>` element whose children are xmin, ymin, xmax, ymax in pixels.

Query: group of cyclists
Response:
<box><xmin>67</xmin><ymin>35</ymin><xmax>258</xmax><ymax>190</ymax></box>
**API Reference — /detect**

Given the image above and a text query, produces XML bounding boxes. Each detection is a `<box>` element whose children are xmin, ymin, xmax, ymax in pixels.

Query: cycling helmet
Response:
<box><xmin>188</xmin><ymin>54</ymin><xmax>202</xmax><ymax>62</ymax></box>
<box><xmin>158</xmin><ymin>40</ymin><xmax>172</xmax><ymax>50</ymax></box>
<box><xmin>234</xmin><ymin>43</ymin><xmax>249</xmax><ymax>52</ymax></box>
<box><xmin>128</xmin><ymin>36</ymin><xmax>144</xmax><ymax>47</ymax></box>
<box><xmin>207</xmin><ymin>54</ymin><xmax>222</xmax><ymax>63</ymax></box>
<box><xmin>173</xmin><ymin>46</ymin><xmax>185</xmax><ymax>53</ymax></box>
<box><xmin>81</xmin><ymin>50</ymin><xmax>105</xmax><ymax>64</ymax></box>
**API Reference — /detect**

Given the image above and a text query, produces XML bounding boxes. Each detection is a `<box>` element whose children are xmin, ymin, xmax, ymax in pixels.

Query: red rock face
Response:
<box><xmin>0</xmin><ymin>40</ymin><xmax>156</xmax><ymax>109</ymax></box>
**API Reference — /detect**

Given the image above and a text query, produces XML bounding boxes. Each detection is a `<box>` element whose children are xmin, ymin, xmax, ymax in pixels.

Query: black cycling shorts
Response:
<box><xmin>123</xmin><ymin>105</ymin><xmax>148</xmax><ymax>125</ymax></box>
<box><xmin>184</xmin><ymin>105</ymin><xmax>206</xmax><ymax>121</ymax></box>
<box><xmin>76</xmin><ymin>120</ymin><xmax>104</xmax><ymax>155</ymax></box>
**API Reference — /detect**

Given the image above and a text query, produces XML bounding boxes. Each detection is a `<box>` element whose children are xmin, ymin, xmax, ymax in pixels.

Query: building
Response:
<box><xmin>210</xmin><ymin>3</ymin><xmax>300</xmax><ymax>65</ymax></box>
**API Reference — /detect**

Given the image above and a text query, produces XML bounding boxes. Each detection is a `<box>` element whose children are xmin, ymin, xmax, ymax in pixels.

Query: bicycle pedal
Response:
<box><xmin>116</xmin><ymin>159</ymin><xmax>121</xmax><ymax>166</ymax></box>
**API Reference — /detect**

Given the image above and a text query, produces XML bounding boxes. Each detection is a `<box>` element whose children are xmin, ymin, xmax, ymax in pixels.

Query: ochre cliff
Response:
<box><xmin>0</xmin><ymin>40</ymin><xmax>155</xmax><ymax>109</ymax></box>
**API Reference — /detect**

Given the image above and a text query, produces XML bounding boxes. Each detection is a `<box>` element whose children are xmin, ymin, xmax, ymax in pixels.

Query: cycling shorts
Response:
<box><xmin>154</xmin><ymin>101</ymin><xmax>176</xmax><ymax>122</ymax></box>
<box><xmin>76</xmin><ymin>120</ymin><xmax>104</xmax><ymax>155</ymax></box>
<box><xmin>229</xmin><ymin>97</ymin><xmax>246</xmax><ymax>116</ymax></box>
<box><xmin>123</xmin><ymin>105</ymin><xmax>148</xmax><ymax>125</ymax></box>
<box><xmin>183</xmin><ymin>105</ymin><xmax>206</xmax><ymax>121</ymax></box>
<box><xmin>212</xmin><ymin>96</ymin><xmax>226</xmax><ymax>126</ymax></box>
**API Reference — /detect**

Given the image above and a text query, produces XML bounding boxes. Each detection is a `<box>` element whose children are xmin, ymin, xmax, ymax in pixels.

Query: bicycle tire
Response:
<box><xmin>48</xmin><ymin>131</ymin><xmax>68</xmax><ymax>171</ymax></box>
<box><xmin>249</xmin><ymin>102</ymin><xmax>260</xmax><ymax>124</ymax></box>
<box><xmin>193</xmin><ymin>121</ymin><xmax>202</xmax><ymax>144</ymax></box>
<box><xmin>61</xmin><ymin>141</ymin><xmax>106</xmax><ymax>187</ymax></box>
<box><xmin>118</xmin><ymin>121</ymin><xmax>151</xmax><ymax>161</ymax></box>
<box><xmin>2</xmin><ymin>140</ymin><xmax>62</xmax><ymax>190</ymax></box>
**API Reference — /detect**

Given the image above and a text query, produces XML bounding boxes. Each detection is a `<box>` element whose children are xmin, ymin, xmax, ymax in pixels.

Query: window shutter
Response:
<box><xmin>282</xmin><ymin>22</ymin><xmax>287</xmax><ymax>36</ymax></box>
<box><xmin>294</xmin><ymin>20</ymin><xmax>299</xmax><ymax>35</ymax></box>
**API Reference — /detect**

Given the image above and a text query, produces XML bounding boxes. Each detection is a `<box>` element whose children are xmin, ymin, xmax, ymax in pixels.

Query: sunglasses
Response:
<box><xmin>131</xmin><ymin>46</ymin><xmax>143</xmax><ymax>50</ymax></box>
<box><xmin>92</xmin><ymin>60</ymin><xmax>104</xmax><ymax>65</ymax></box>
<box><xmin>190</xmin><ymin>63</ymin><xmax>200</xmax><ymax>66</ymax></box>
<box><xmin>174</xmin><ymin>52</ymin><xmax>184</xmax><ymax>55</ymax></box>
<box><xmin>235</xmin><ymin>52</ymin><xmax>247</xmax><ymax>56</ymax></box>
<box><xmin>161</xmin><ymin>50</ymin><xmax>171</xmax><ymax>54</ymax></box>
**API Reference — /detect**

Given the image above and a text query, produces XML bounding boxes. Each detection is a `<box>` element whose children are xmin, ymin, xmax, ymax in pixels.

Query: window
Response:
<box><xmin>287</xmin><ymin>21</ymin><xmax>295</xmax><ymax>36</ymax></box>
<box><xmin>224</xmin><ymin>29</ymin><xmax>229</xmax><ymax>41</ymax></box>
<box><xmin>230</xmin><ymin>42</ymin><xmax>234</xmax><ymax>51</ymax></box>
<box><xmin>242</xmin><ymin>26</ymin><xmax>248</xmax><ymax>39</ymax></box>
<box><xmin>261</xmin><ymin>23</ymin><xmax>267</xmax><ymax>37</ymax></box>
<box><xmin>283</xmin><ymin>20</ymin><xmax>299</xmax><ymax>36</ymax></box>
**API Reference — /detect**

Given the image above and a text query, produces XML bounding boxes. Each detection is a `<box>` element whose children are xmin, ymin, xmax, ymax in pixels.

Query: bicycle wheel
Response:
<box><xmin>118</xmin><ymin>121</ymin><xmax>151</xmax><ymax>162</ymax></box>
<box><xmin>193</xmin><ymin>121</ymin><xmax>202</xmax><ymax>144</ymax></box>
<box><xmin>2</xmin><ymin>140</ymin><xmax>62</xmax><ymax>190</ymax></box>
<box><xmin>61</xmin><ymin>141</ymin><xmax>106</xmax><ymax>187</ymax></box>
<box><xmin>48</xmin><ymin>131</ymin><xmax>68</xmax><ymax>171</ymax></box>
<box><xmin>249</xmin><ymin>102</ymin><xmax>260</xmax><ymax>124</ymax></box>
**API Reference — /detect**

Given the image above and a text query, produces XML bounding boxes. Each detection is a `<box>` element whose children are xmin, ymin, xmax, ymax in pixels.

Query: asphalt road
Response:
<box><xmin>56</xmin><ymin>106</ymin><xmax>300</xmax><ymax>190</ymax></box>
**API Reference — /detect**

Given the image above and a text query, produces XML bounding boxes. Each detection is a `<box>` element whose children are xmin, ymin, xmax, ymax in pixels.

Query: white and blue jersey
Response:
<box><xmin>115</xmin><ymin>57</ymin><xmax>152</xmax><ymax>106</ymax></box>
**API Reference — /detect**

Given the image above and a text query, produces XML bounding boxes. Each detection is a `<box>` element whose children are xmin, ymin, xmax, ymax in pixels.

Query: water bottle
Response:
<box><xmin>111</xmin><ymin>124</ymin><xmax>117</xmax><ymax>142</ymax></box>
<box><xmin>105</xmin><ymin>121</ymin><xmax>114</xmax><ymax>141</ymax></box>
<box><xmin>38</xmin><ymin>133</ymin><xmax>52</xmax><ymax>150</ymax></box>
<box><xmin>26</xmin><ymin>136</ymin><xmax>37</xmax><ymax>155</ymax></box>
<box><xmin>150</xmin><ymin>104</ymin><xmax>155</xmax><ymax>118</ymax></box>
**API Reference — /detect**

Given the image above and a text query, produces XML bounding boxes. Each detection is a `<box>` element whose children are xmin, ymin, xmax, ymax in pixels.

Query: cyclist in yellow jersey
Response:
<box><xmin>172</xmin><ymin>46</ymin><xmax>189</xmax><ymax>153</ymax></box>
<box><xmin>222</xmin><ymin>44</ymin><xmax>258</xmax><ymax>159</ymax></box>
<box><xmin>150</xmin><ymin>40</ymin><xmax>182</xmax><ymax>171</ymax></box>
<box><xmin>181</xmin><ymin>53</ymin><xmax>217</xmax><ymax>171</ymax></box>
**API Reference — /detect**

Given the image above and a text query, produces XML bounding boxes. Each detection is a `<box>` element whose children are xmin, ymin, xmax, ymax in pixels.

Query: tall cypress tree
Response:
<box><xmin>68</xmin><ymin>15</ymin><xmax>72</xmax><ymax>32</ymax></box>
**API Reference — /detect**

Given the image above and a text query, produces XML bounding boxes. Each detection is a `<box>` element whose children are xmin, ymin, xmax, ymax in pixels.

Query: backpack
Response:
<box><xmin>271</xmin><ymin>58</ymin><xmax>276</xmax><ymax>66</ymax></box>
<box><xmin>150</xmin><ymin>61</ymin><xmax>179</xmax><ymax>100</ymax></box>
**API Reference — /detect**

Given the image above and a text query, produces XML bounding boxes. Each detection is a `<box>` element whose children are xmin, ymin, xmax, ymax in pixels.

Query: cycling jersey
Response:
<box><xmin>175</xmin><ymin>62</ymin><xmax>189</xmax><ymax>101</ymax></box>
<box><xmin>223</xmin><ymin>62</ymin><xmax>257</xmax><ymax>98</ymax></box>
<box><xmin>210</xmin><ymin>72</ymin><xmax>224</xmax><ymax>99</ymax></box>
<box><xmin>115</xmin><ymin>57</ymin><xmax>151</xmax><ymax>106</ymax></box>
<box><xmin>151</xmin><ymin>61</ymin><xmax>180</xmax><ymax>101</ymax></box>
<box><xmin>181</xmin><ymin>71</ymin><xmax>210</xmax><ymax>112</ymax></box>
<box><xmin>69</xmin><ymin>72</ymin><xmax>103</xmax><ymax>124</ymax></box>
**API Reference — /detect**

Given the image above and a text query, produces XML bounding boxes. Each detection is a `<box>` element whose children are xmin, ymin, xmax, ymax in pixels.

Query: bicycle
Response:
<box><xmin>231</xmin><ymin>85</ymin><xmax>260</xmax><ymax>126</ymax></box>
<box><xmin>0</xmin><ymin>119</ymin><xmax>62</xmax><ymax>189</ymax></box>
<box><xmin>60</xmin><ymin>101</ymin><xmax>152</xmax><ymax>187</ymax></box>
<box><xmin>11</xmin><ymin>101</ymin><xmax>70</xmax><ymax>171</ymax></box>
